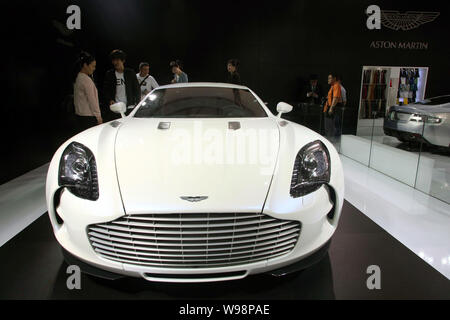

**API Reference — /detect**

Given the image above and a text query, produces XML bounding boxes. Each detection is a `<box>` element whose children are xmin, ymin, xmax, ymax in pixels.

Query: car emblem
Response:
<box><xmin>180</xmin><ymin>196</ymin><xmax>208</xmax><ymax>202</ymax></box>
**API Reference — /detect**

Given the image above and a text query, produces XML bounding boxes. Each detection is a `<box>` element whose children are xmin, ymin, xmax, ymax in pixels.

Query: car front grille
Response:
<box><xmin>87</xmin><ymin>213</ymin><xmax>301</xmax><ymax>268</ymax></box>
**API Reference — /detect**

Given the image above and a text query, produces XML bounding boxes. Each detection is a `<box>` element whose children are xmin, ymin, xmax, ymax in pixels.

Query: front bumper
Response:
<box><xmin>61</xmin><ymin>239</ymin><xmax>332</xmax><ymax>280</ymax></box>
<box><xmin>49</xmin><ymin>185</ymin><xmax>339</xmax><ymax>283</ymax></box>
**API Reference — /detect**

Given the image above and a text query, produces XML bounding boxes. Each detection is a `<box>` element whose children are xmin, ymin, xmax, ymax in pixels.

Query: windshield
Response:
<box><xmin>416</xmin><ymin>96</ymin><xmax>450</xmax><ymax>106</ymax></box>
<box><xmin>134</xmin><ymin>87</ymin><xmax>268</xmax><ymax>118</ymax></box>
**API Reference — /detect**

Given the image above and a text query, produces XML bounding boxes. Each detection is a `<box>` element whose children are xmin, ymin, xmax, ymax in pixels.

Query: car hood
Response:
<box><xmin>114</xmin><ymin>118</ymin><xmax>280</xmax><ymax>214</ymax></box>
<box><xmin>393</xmin><ymin>103</ymin><xmax>450</xmax><ymax>115</ymax></box>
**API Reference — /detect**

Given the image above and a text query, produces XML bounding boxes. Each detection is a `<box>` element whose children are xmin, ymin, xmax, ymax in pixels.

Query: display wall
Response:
<box><xmin>2</xmin><ymin>0</ymin><xmax>450</xmax><ymax>183</ymax></box>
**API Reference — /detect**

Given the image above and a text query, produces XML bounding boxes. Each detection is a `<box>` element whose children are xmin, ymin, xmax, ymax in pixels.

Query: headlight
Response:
<box><xmin>58</xmin><ymin>142</ymin><xmax>99</xmax><ymax>200</ymax></box>
<box><xmin>410</xmin><ymin>114</ymin><xmax>442</xmax><ymax>124</ymax></box>
<box><xmin>410</xmin><ymin>114</ymin><xmax>424</xmax><ymax>122</ymax></box>
<box><xmin>290</xmin><ymin>140</ymin><xmax>330</xmax><ymax>198</ymax></box>
<box><xmin>426</xmin><ymin>116</ymin><xmax>442</xmax><ymax>124</ymax></box>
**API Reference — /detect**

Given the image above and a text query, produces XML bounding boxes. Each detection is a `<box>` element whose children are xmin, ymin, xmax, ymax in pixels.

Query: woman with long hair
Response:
<box><xmin>73</xmin><ymin>51</ymin><xmax>102</xmax><ymax>131</ymax></box>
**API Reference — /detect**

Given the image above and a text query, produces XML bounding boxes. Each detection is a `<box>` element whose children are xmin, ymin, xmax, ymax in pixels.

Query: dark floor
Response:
<box><xmin>0</xmin><ymin>200</ymin><xmax>449</xmax><ymax>300</ymax></box>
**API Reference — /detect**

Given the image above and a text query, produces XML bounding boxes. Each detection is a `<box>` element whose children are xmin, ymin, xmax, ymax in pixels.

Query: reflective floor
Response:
<box><xmin>341</xmin><ymin>155</ymin><xmax>450</xmax><ymax>280</ymax></box>
<box><xmin>0</xmin><ymin>200</ymin><xmax>449</xmax><ymax>299</ymax></box>
<box><xmin>351</xmin><ymin>133</ymin><xmax>450</xmax><ymax>204</ymax></box>
<box><xmin>372</xmin><ymin>135</ymin><xmax>450</xmax><ymax>203</ymax></box>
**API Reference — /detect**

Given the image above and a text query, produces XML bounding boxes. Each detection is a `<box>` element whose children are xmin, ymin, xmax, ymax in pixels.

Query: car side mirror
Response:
<box><xmin>276</xmin><ymin>102</ymin><xmax>293</xmax><ymax>118</ymax></box>
<box><xmin>110</xmin><ymin>102</ymin><xmax>126</xmax><ymax>118</ymax></box>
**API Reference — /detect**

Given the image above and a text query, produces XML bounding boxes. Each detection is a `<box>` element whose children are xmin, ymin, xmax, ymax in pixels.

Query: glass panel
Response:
<box><xmin>369</xmin><ymin>108</ymin><xmax>421</xmax><ymax>188</ymax></box>
<box><xmin>298</xmin><ymin>102</ymin><xmax>323</xmax><ymax>135</ymax></box>
<box><xmin>339</xmin><ymin>111</ymin><xmax>375</xmax><ymax>166</ymax></box>
<box><xmin>332</xmin><ymin>106</ymin><xmax>345</xmax><ymax>153</ymax></box>
<box><xmin>339</xmin><ymin>67</ymin><xmax>376</xmax><ymax>166</ymax></box>
<box><xmin>367</xmin><ymin>67</ymin><xmax>428</xmax><ymax>188</ymax></box>
<box><xmin>283</xmin><ymin>102</ymin><xmax>323</xmax><ymax>136</ymax></box>
<box><xmin>415</xmin><ymin>114</ymin><xmax>450</xmax><ymax>204</ymax></box>
<box><xmin>323</xmin><ymin>105</ymin><xmax>344</xmax><ymax>151</ymax></box>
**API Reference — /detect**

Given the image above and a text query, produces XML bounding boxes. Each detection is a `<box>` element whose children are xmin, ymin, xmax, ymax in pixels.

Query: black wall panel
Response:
<box><xmin>2</xmin><ymin>0</ymin><xmax>449</xmax><ymax>181</ymax></box>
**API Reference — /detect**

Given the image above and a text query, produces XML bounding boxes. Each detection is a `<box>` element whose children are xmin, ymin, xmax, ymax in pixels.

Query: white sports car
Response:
<box><xmin>384</xmin><ymin>95</ymin><xmax>450</xmax><ymax>148</ymax></box>
<box><xmin>46</xmin><ymin>83</ymin><xmax>344</xmax><ymax>283</ymax></box>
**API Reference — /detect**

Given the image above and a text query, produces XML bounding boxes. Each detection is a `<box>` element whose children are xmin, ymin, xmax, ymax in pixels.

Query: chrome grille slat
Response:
<box><xmin>97</xmin><ymin>249</ymin><xmax>293</xmax><ymax>268</ymax></box>
<box><xmin>126</xmin><ymin>213</ymin><xmax>266</xmax><ymax>222</ymax></box>
<box><xmin>88</xmin><ymin>228</ymin><xmax>299</xmax><ymax>248</ymax></box>
<box><xmin>94</xmin><ymin>243</ymin><xmax>295</xmax><ymax>263</ymax></box>
<box><xmin>96</xmin><ymin>220</ymin><xmax>292</xmax><ymax>235</ymax></box>
<box><xmin>88</xmin><ymin>212</ymin><xmax>301</xmax><ymax>268</ymax></box>
<box><xmin>89</xmin><ymin>223</ymin><xmax>299</xmax><ymax>242</ymax></box>
<box><xmin>112</xmin><ymin>217</ymin><xmax>277</xmax><ymax>228</ymax></box>
<box><xmin>92</xmin><ymin>239</ymin><xmax>297</xmax><ymax>257</ymax></box>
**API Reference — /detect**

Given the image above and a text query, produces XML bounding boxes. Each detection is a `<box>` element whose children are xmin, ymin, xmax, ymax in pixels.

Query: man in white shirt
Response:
<box><xmin>337</xmin><ymin>75</ymin><xmax>347</xmax><ymax>106</ymax></box>
<box><xmin>115</xmin><ymin>70</ymin><xmax>127</xmax><ymax>105</ymax></box>
<box><xmin>103</xmin><ymin>49</ymin><xmax>140</xmax><ymax>118</ymax></box>
<box><xmin>136</xmin><ymin>62</ymin><xmax>159</xmax><ymax>99</ymax></box>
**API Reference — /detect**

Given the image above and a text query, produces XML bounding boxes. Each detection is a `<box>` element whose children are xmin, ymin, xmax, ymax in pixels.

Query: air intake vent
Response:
<box><xmin>87</xmin><ymin>212</ymin><xmax>301</xmax><ymax>268</ymax></box>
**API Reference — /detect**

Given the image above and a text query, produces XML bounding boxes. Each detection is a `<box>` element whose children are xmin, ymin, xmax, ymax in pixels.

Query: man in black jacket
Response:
<box><xmin>304</xmin><ymin>74</ymin><xmax>323</xmax><ymax>105</ymax></box>
<box><xmin>103</xmin><ymin>49</ymin><xmax>140</xmax><ymax>117</ymax></box>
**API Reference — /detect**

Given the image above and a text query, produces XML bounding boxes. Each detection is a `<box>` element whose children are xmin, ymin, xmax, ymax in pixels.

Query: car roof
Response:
<box><xmin>155</xmin><ymin>82</ymin><xmax>249</xmax><ymax>90</ymax></box>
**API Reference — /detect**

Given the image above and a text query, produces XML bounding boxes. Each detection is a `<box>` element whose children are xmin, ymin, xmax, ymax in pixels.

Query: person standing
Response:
<box><xmin>227</xmin><ymin>59</ymin><xmax>241</xmax><ymax>85</ymax></box>
<box><xmin>335</xmin><ymin>75</ymin><xmax>347</xmax><ymax>138</ymax></box>
<box><xmin>305</xmin><ymin>74</ymin><xmax>323</xmax><ymax>105</ymax></box>
<box><xmin>73</xmin><ymin>51</ymin><xmax>102</xmax><ymax>132</ymax></box>
<box><xmin>170</xmin><ymin>60</ymin><xmax>188</xmax><ymax>83</ymax></box>
<box><xmin>323</xmin><ymin>73</ymin><xmax>343</xmax><ymax>139</ymax></box>
<box><xmin>136</xmin><ymin>62</ymin><xmax>159</xmax><ymax>99</ymax></box>
<box><xmin>103</xmin><ymin>49</ymin><xmax>140</xmax><ymax>116</ymax></box>
<box><xmin>337</xmin><ymin>75</ymin><xmax>347</xmax><ymax>106</ymax></box>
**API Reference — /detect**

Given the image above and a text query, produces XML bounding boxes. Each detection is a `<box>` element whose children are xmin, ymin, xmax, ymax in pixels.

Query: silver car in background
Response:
<box><xmin>384</xmin><ymin>95</ymin><xmax>450</xmax><ymax>149</ymax></box>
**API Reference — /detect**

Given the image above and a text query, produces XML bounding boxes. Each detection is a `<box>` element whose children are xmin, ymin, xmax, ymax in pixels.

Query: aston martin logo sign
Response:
<box><xmin>180</xmin><ymin>196</ymin><xmax>208</xmax><ymax>202</ymax></box>
<box><xmin>381</xmin><ymin>11</ymin><xmax>440</xmax><ymax>31</ymax></box>
<box><xmin>366</xmin><ymin>5</ymin><xmax>440</xmax><ymax>31</ymax></box>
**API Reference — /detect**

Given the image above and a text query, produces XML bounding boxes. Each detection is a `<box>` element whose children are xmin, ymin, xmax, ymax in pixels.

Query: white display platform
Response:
<box><xmin>340</xmin><ymin>135</ymin><xmax>434</xmax><ymax>187</ymax></box>
<box><xmin>356</xmin><ymin>118</ymin><xmax>384</xmax><ymax>137</ymax></box>
<box><xmin>340</xmin><ymin>135</ymin><xmax>372</xmax><ymax>166</ymax></box>
<box><xmin>0</xmin><ymin>163</ymin><xmax>49</xmax><ymax>247</ymax></box>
